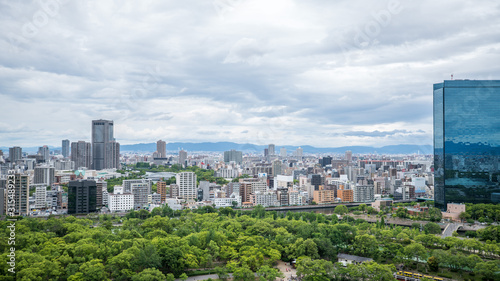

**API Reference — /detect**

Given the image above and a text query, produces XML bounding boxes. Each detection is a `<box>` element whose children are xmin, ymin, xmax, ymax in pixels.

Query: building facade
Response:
<box><xmin>434</xmin><ymin>80</ymin><xmax>500</xmax><ymax>209</ymax></box>
<box><xmin>92</xmin><ymin>119</ymin><xmax>120</xmax><ymax>170</ymax></box>
<box><xmin>62</xmin><ymin>139</ymin><xmax>70</xmax><ymax>158</ymax></box>
<box><xmin>68</xmin><ymin>180</ymin><xmax>97</xmax><ymax>214</ymax></box>
<box><xmin>176</xmin><ymin>172</ymin><xmax>197</xmax><ymax>200</ymax></box>
<box><xmin>224</xmin><ymin>150</ymin><xmax>243</xmax><ymax>164</ymax></box>
<box><xmin>157</xmin><ymin>140</ymin><xmax>166</xmax><ymax>158</ymax></box>
<box><xmin>71</xmin><ymin>141</ymin><xmax>92</xmax><ymax>169</ymax></box>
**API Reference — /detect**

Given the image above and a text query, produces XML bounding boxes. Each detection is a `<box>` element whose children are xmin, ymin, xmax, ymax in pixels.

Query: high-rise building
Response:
<box><xmin>157</xmin><ymin>140</ymin><xmax>166</xmax><ymax>158</ymax></box>
<box><xmin>9</xmin><ymin>173</ymin><xmax>29</xmax><ymax>216</ymax></box>
<box><xmin>280</xmin><ymin>147</ymin><xmax>287</xmax><ymax>157</ymax></box>
<box><xmin>434</xmin><ymin>80</ymin><xmax>500</xmax><ymax>209</ymax></box>
<box><xmin>34</xmin><ymin>165</ymin><xmax>55</xmax><ymax>186</ymax></box>
<box><xmin>295</xmin><ymin>147</ymin><xmax>303</xmax><ymax>160</ymax></box>
<box><xmin>68</xmin><ymin>180</ymin><xmax>97</xmax><ymax>214</ymax></box>
<box><xmin>272</xmin><ymin>160</ymin><xmax>282</xmax><ymax>176</ymax></box>
<box><xmin>38</xmin><ymin>145</ymin><xmax>50</xmax><ymax>162</ymax></box>
<box><xmin>71</xmin><ymin>141</ymin><xmax>92</xmax><ymax>169</ymax></box>
<box><xmin>131</xmin><ymin>182</ymin><xmax>151</xmax><ymax>209</ymax></box>
<box><xmin>96</xmin><ymin>181</ymin><xmax>107</xmax><ymax>207</ymax></box>
<box><xmin>345</xmin><ymin>150</ymin><xmax>352</xmax><ymax>162</ymax></box>
<box><xmin>176</xmin><ymin>172</ymin><xmax>197</xmax><ymax>200</ymax></box>
<box><xmin>92</xmin><ymin>120</ymin><xmax>120</xmax><ymax>170</ymax></box>
<box><xmin>9</xmin><ymin>146</ymin><xmax>22</xmax><ymax>163</ymax></box>
<box><xmin>224</xmin><ymin>149</ymin><xmax>242</xmax><ymax>164</ymax></box>
<box><xmin>179</xmin><ymin>150</ymin><xmax>187</xmax><ymax>167</ymax></box>
<box><xmin>268</xmin><ymin>144</ymin><xmax>275</xmax><ymax>156</ymax></box>
<box><xmin>157</xmin><ymin>181</ymin><xmax>167</xmax><ymax>203</ymax></box>
<box><xmin>62</xmin><ymin>139</ymin><xmax>70</xmax><ymax>158</ymax></box>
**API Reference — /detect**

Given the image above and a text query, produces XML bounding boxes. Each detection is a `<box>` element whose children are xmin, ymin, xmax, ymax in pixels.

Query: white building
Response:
<box><xmin>102</xmin><ymin>189</ymin><xmax>109</xmax><ymax>206</ymax></box>
<box><xmin>122</xmin><ymin>179</ymin><xmax>151</xmax><ymax>193</ymax></box>
<box><xmin>108</xmin><ymin>192</ymin><xmax>134</xmax><ymax>212</ymax></box>
<box><xmin>214</xmin><ymin>192</ymin><xmax>241</xmax><ymax>208</ymax></box>
<box><xmin>34</xmin><ymin>184</ymin><xmax>47</xmax><ymax>209</ymax></box>
<box><xmin>148</xmin><ymin>193</ymin><xmax>162</xmax><ymax>204</ymax></box>
<box><xmin>166</xmin><ymin>198</ymin><xmax>183</xmax><ymax>210</ymax></box>
<box><xmin>215</xmin><ymin>168</ymin><xmax>239</xmax><ymax>178</ymax></box>
<box><xmin>176</xmin><ymin>172</ymin><xmax>197</xmax><ymax>200</ymax></box>
<box><xmin>251</xmin><ymin>191</ymin><xmax>279</xmax><ymax>207</ymax></box>
<box><xmin>288</xmin><ymin>190</ymin><xmax>303</xmax><ymax>205</ymax></box>
<box><xmin>275</xmin><ymin>175</ymin><xmax>293</xmax><ymax>189</ymax></box>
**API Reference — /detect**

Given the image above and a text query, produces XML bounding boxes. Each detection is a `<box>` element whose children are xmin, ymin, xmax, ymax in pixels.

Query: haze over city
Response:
<box><xmin>1</xmin><ymin>0</ymin><xmax>500</xmax><ymax>147</ymax></box>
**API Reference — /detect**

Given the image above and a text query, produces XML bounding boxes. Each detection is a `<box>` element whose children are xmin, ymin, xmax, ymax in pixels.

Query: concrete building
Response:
<box><xmin>313</xmin><ymin>189</ymin><xmax>336</xmax><ymax>204</ymax></box>
<box><xmin>35</xmin><ymin>184</ymin><xmax>47</xmax><ymax>209</ymax></box>
<box><xmin>338</xmin><ymin>188</ymin><xmax>353</xmax><ymax>203</ymax></box>
<box><xmin>280</xmin><ymin>147</ymin><xmax>287</xmax><ymax>157</ymax></box>
<box><xmin>157</xmin><ymin>140</ymin><xmax>166</xmax><ymax>158</ymax></box>
<box><xmin>224</xmin><ymin>150</ymin><xmax>243</xmax><ymax>164</ymax></box>
<box><xmin>288</xmin><ymin>190</ymin><xmax>303</xmax><ymax>205</ymax></box>
<box><xmin>179</xmin><ymin>150</ymin><xmax>187</xmax><ymax>167</ymax></box>
<box><xmin>123</xmin><ymin>179</ymin><xmax>152</xmax><ymax>193</ymax></box>
<box><xmin>34</xmin><ymin>165</ymin><xmax>55</xmax><ymax>186</ymax></box>
<box><xmin>215</xmin><ymin>168</ymin><xmax>238</xmax><ymax>178</ymax></box>
<box><xmin>62</xmin><ymin>139</ymin><xmax>70</xmax><ymax>158</ymax></box>
<box><xmin>353</xmin><ymin>185</ymin><xmax>375</xmax><ymax>203</ymax></box>
<box><xmin>214</xmin><ymin>192</ymin><xmax>241</xmax><ymax>208</ymax></box>
<box><xmin>9</xmin><ymin>173</ymin><xmax>29</xmax><ymax>216</ymax></box>
<box><xmin>170</xmin><ymin>184</ymin><xmax>179</xmax><ymax>198</ymax></box>
<box><xmin>9</xmin><ymin>146</ymin><xmax>22</xmax><ymax>163</ymax></box>
<box><xmin>71</xmin><ymin>141</ymin><xmax>92</xmax><ymax>169</ymax></box>
<box><xmin>108</xmin><ymin>190</ymin><xmax>134</xmax><ymax>212</ymax></box>
<box><xmin>176</xmin><ymin>172</ymin><xmax>197</xmax><ymax>200</ymax></box>
<box><xmin>157</xmin><ymin>181</ymin><xmax>167</xmax><ymax>203</ymax></box>
<box><xmin>251</xmin><ymin>191</ymin><xmax>279</xmax><ymax>207</ymax></box>
<box><xmin>131</xmin><ymin>182</ymin><xmax>151</xmax><ymax>209</ymax></box>
<box><xmin>268</xmin><ymin>144</ymin><xmax>275</xmax><ymax>156</ymax></box>
<box><xmin>38</xmin><ymin>145</ymin><xmax>50</xmax><ymax>162</ymax></box>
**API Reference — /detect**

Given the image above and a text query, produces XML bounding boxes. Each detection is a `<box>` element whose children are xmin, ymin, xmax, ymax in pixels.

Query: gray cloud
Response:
<box><xmin>0</xmin><ymin>0</ymin><xmax>498</xmax><ymax>147</ymax></box>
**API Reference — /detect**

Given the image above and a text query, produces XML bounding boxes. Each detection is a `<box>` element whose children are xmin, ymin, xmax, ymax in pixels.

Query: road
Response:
<box><xmin>441</xmin><ymin>223</ymin><xmax>462</xmax><ymax>238</ymax></box>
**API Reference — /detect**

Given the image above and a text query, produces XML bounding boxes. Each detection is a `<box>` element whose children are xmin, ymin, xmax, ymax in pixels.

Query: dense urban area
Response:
<box><xmin>1</xmin><ymin>127</ymin><xmax>499</xmax><ymax>280</ymax></box>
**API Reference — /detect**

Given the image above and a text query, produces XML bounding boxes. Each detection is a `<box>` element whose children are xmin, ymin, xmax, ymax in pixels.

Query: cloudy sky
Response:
<box><xmin>1</xmin><ymin>0</ymin><xmax>499</xmax><ymax>148</ymax></box>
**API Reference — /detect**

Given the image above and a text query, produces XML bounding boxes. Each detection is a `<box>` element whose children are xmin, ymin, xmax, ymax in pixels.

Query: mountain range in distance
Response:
<box><xmin>0</xmin><ymin>142</ymin><xmax>433</xmax><ymax>155</ymax></box>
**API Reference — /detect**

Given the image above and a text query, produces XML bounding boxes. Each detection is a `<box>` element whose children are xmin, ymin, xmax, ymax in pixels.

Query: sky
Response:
<box><xmin>1</xmin><ymin>0</ymin><xmax>499</xmax><ymax>148</ymax></box>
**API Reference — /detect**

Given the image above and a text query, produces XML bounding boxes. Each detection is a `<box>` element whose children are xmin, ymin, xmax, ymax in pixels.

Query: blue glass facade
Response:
<box><xmin>434</xmin><ymin>80</ymin><xmax>500</xmax><ymax>209</ymax></box>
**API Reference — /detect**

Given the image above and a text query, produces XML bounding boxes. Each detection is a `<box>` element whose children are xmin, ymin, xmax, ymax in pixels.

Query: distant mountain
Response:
<box><xmin>120</xmin><ymin>142</ymin><xmax>433</xmax><ymax>155</ymax></box>
<box><xmin>0</xmin><ymin>143</ymin><xmax>432</xmax><ymax>155</ymax></box>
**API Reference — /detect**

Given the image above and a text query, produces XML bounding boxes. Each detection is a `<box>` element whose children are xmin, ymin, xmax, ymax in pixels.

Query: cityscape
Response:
<box><xmin>1</xmin><ymin>1</ymin><xmax>500</xmax><ymax>281</ymax></box>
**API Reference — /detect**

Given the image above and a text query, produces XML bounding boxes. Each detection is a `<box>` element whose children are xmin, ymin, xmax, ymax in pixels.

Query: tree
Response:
<box><xmin>427</xmin><ymin>256</ymin><xmax>439</xmax><ymax>272</ymax></box>
<box><xmin>179</xmin><ymin>273</ymin><xmax>188</xmax><ymax>281</ymax></box>
<box><xmin>132</xmin><ymin>268</ymin><xmax>167</xmax><ymax>281</ymax></box>
<box><xmin>232</xmin><ymin>266</ymin><xmax>255</xmax><ymax>281</ymax></box>
<box><xmin>459</xmin><ymin>211</ymin><xmax>471</xmax><ymax>222</ymax></box>
<box><xmin>334</xmin><ymin>205</ymin><xmax>348</xmax><ymax>215</ymax></box>
<box><xmin>166</xmin><ymin>273</ymin><xmax>175</xmax><ymax>281</ymax></box>
<box><xmin>424</xmin><ymin>222</ymin><xmax>441</xmax><ymax>235</ymax></box>
<box><xmin>353</xmin><ymin>234</ymin><xmax>379</xmax><ymax>258</ymax></box>
<box><xmin>78</xmin><ymin>259</ymin><xmax>108</xmax><ymax>281</ymax></box>
<box><xmin>396</xmin><ymin>207</ymin><xmax>409</xmax><ymax>219</ymax></box>
<box><xmin>215</xmin><ymin>266</ymin><xmax>230</xmax><ymax>281</ymax></box>
<box><xmin>257</xmin><ymin>265</ymin><xmax>284</xmax><ymax>281</ymax></box>
<box><xmin>359</xmin><ymin>204</ymin><xmax>367</xmax><ymax>213</ymax></box>
<box><xmin>474</xmin><ymin>260</ymin><xmax>500</xmax><ymax>281</ymax></box>
<box><xmin>428</xmin><ymin>208</ymin><xmax>443</xmax><ymax>222</ymax></box>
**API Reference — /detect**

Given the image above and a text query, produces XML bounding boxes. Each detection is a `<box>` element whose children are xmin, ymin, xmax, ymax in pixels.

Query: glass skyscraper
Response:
<box><xmin>434</xmin><ymin>80</ymin><xmax>500</xmax><ymax>209</ymax></box>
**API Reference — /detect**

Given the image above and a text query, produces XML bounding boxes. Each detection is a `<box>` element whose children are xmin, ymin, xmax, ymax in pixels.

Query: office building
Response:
<box><xmin>295</xmin><ymin>147</ymin><xmax>303</xmax><ymax>160</ymax></box>
<box><xmin>122</xmin><ymin>179</ymin><xmax>152</xmax><ymax>193</ymax></box>
<box><xmin>92</xmin><ymin>119</ymin><xmax>120</xmax><ymax>170</ymax></box>
<box><xmin>280</xmin><ymin>147</ymin><xmax>287</xmax><ymax>157</ymax></box>
<box><xmin>68</xmin><ymin>180</ymin><xmax>97</xmax><ymax>214</ymax></box>
<box><xmin>108</xmin><ymin>190</ymin><xmax>134</xmax><ymax>212</ymax></box>
<box><xmin>176</xmin><ymin>172</ymin><xmax>197</xmax><ymax>200</ymax></box>
<box><xmin>157</xmin><ymin>140</ymin><xmax>166</xmax><ymax>158</ymax></box>
<box><xmin>345</xmin><ymin>150</ymin><xmax>352</xmax><ymax>162</ymax></box>
<box><xmin>268</xmin><ymin>144</ymin><xmax>275</xmax><ymax>156</ymax></box>
<box><xmin>9</xmin><ymin>146</ymin><xmax>22</xmax><ymax>163</ymax></box>
<box><xmin>272</xmin><ymin>160</ymin><xmax>282</xmax><ymax>176</ymax></box>
<box><xmin>71</xmin><ymin>141</ymin><xmax>92</xmax><ymax>169</ymax></box>
<box><xmin>434</xmin><ymin>80</ymin><xmax>500</xmax><ymax>209</ymax></box>
<box><xmin>224</xmin><ymin>149</ymin><xmax>243</xmax><ymax>164</ymax></box>
<box><xmin>62</xmin><ymin>139</ymin><xmax>70</xmax><ymax>158</ymax></box>
<box><xmin>179</xmin><ymin>150</ymin><xmax>187</xmax><ymax>167</ymax></box>
<box><xmin>38</xmin><ymin>145</ymin><xmax>50</xmax><ymax>162</ymax></box>
<box><xmin>34</xmin><ymin>165</ymin><xmax>55</xmax><ymax>186</ymax></box>
<box><xmin>251</xmin><ymin>191</ymin><xmax>279</xmax><ymax>207</ymax></box>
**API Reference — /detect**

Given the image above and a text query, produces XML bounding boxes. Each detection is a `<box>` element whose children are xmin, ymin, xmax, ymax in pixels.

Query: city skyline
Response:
<box><xmin>1</xmin><ymin>1</ymin><xmax>500</xmax><ymax>148</ymax></box>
